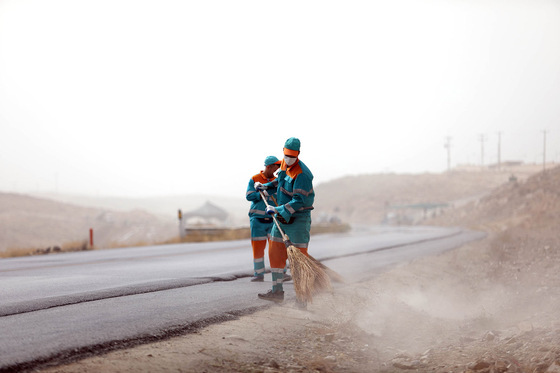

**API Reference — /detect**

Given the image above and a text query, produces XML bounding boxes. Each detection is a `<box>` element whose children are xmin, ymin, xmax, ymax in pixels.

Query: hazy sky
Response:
<box><xmin>1</xmin><ymin>0</ymin><xmax>559</xmax><ymax>198</ymax></box>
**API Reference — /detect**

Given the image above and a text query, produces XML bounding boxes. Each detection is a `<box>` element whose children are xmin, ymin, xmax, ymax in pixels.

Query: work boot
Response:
<box><xmin>283</xmin><ymin>274</ymin><xmax>292</xmax><ymax>282</ymax></box>
<box><xmin>250</xmin><ymin>275</ymin><xmax>264</xmax><ymax>282</ymax></box>
<box><xmin>258</xmin><ymin>289</ymin><xmax>284</xmax><ymax>303</ymax></box>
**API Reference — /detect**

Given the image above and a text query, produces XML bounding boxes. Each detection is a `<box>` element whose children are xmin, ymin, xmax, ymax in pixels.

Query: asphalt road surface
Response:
<box><xmin>0</xmin><ymin>225</ymin><xmax>485</xmax><ymax>372</ymax></box>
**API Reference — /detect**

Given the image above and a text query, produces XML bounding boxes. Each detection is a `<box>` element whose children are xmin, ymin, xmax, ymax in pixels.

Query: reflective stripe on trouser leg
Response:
<box><xmin>271</xmin><ymin>268</ymin><xmax>284</xmax><ymax>292</ymax></box>
<box><xmin>269</xmin><ymin>240</ymin><xmax>287</xmax><ymax>292</ymax></box>
<box><xmin>253</xmin><ymin>257</ymin><xmax>265</xmax><ymax>276</ymax></box>
<box><xmin>251</xmin><ymin>240</ymin><xmax>267</xmax><ymax>277</ymax></box>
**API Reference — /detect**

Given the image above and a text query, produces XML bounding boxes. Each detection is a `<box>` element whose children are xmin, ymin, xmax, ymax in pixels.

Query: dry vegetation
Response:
<box><xmin>0</xmin><ymin>240</ymin><xmax>91</xmax><ymax>258</ymax></box>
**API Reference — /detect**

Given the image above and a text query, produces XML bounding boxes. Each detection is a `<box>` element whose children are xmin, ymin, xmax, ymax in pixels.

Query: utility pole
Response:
<box><xmin>543</xmin><ymin>130</ymin><xmax>548</xmax><ymax>172</ymax></box>
<box><xmin>444</xmin><ymin>136</ymin><xmax>452</xmax><ymax>172</ymax></box>
<box><xmin>497</xmin><ymin>131</ymin><xmax>502</xmax><ymax>171</ymax></box>
<box><xmin>479</xmin><ymin>134</ymin><xmax>486</xmax><ymax>169</ymax></box>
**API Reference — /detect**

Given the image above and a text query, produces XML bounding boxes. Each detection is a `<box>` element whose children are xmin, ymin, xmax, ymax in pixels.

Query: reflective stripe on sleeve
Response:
<box><xmin>293</xmin><ymin>187</ymin><xmax>313</xmax><ymax>196</ymax></box>
<box><xmin>285</xmin><ymin>203</ymin><xmax>296</xmax><ymax>214</ymax></box>
<box><xmin>280</xmin><ymin>187</ymin><xmax>292</xmax><ymax>196</ymax></box>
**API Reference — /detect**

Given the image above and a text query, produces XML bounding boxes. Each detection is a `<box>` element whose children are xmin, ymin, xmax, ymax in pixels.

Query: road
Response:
<box><xmin>0</xmin><ymin>225</ymin><xmax>485</xmax><ymax>372</ymax></box>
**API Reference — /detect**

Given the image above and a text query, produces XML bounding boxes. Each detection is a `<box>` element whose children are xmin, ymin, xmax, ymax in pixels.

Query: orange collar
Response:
<box><xmin>281</xmin><ymin>159</ymin><xmax>302</xmax><ymax>178</ymax></box>
<box><xmin>260</xmin><ymin>170</ymin><xmax>275</xmax><ymax>182</ymax></box>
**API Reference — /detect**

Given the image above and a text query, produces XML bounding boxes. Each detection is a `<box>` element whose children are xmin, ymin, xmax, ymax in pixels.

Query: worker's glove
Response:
<box><xmin>254</xmin><ymin>182</ymin><xmax>266</xmax><ymax>191</ymax></box>
<box><xmin>265</xmin><ymin>206</ymin><xmax>277</xmax><ymax>215</ymax></box>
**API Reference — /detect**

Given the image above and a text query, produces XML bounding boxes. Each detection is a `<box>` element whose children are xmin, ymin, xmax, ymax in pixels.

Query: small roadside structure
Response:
<box><xmin>384</xmin><ymin>202</ymin><xmax>449</xmax><ymax>225</ymax></box>
<box><xmin>178</xmin><ymin>201</ymin><xmax>230</xmax><ymax>238</ymax></box>
<box><xmin>182</xmin><ymin>201</ymin><xmax>229</xmax><ymax>226</ymax></box>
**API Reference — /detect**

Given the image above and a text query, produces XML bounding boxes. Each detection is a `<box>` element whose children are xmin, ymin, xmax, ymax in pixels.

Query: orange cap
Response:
<box><xmin>283</xmin><ymin>147</ymin><xmax>300</xmax><ymax>157</ymax></box>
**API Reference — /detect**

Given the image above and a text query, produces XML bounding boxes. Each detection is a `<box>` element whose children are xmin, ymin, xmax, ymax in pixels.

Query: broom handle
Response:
<box><xmin>259</xmin><ymin>190</ymin><xmax>290</xmax><ymax>243</ymax></box>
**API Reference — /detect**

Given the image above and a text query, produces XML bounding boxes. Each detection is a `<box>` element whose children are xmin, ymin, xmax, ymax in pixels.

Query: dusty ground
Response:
<box><xmin>40</xmin><ymin>226</ymin><xmax>560</xmax><ymax>373</ymax></box>
<box><xmin>36</xmin><ymin>167</ymin><xmax>560</xmax><ymax>373</ymax></box>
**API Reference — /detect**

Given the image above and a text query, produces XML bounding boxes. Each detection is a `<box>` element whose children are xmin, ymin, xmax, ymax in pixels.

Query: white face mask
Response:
<box><xmin>284</xmin><ymin>156</ymin><xmax>297</xmax><ymax>166</ymax></box>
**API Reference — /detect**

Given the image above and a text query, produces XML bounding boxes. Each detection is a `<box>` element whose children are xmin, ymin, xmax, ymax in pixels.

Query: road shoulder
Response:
<box><xmin>43</xmin><ymin>231</ymin><xmax>560</xmax><ymax>373</ymax></box>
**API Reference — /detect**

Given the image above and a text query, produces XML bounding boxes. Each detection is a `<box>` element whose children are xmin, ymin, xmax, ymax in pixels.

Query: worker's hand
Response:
<box><xmin>265</xmin><ymin>206</ymin><xmax>277</xmax><ymax>215</ymax></box>
<box><xmin>254</xmin><ymin>182</ymin><xmax>266</xmax><ymax>191</ymax></box>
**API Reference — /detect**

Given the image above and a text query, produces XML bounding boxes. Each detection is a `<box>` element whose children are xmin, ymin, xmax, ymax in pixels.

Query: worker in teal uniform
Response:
<box><xmin>254</xmin><ymin>137</ymin><xmax>314</xmax><ymax>302</ymax></box>
<box><xmin>246</xmin><ymin>155</ymin><xmax>289</xmax><ymax>282</ymax></box>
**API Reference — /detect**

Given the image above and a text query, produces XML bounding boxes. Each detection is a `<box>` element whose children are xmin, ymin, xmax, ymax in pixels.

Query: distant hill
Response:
<box><xmin>425</xmin><ymin>165</ymin><xmax>560</xmax><ymax>233</ymax></box>
<box><xmin>31</xmin><ymin>164</ymin><xmax>545</xmax><ymax>227</ymax></box>
<box><xmin>313</xmin><ymin>164</ymin><xmax>544</xmax><ymax>224</ymax></box>
<box><xmin>34</xmin><ymin>193</ymin><xmax>249</xmax><ymax>223</ymax></box>
<box><xmin>0</xmin><ymin>193</ymin><xmax>177</xmax><ymax>252</ymax></box>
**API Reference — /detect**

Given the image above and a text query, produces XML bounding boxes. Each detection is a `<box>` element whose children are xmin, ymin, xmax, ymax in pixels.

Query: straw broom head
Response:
<box><xmin>287</xmin><ymin>245</ymin><xmax>332</xmax><ymax>303</ymax></box>
<box><xmin>308</xmin><ymin>255</ymin><xmax>346</xmax><ymax>284</ymax></box>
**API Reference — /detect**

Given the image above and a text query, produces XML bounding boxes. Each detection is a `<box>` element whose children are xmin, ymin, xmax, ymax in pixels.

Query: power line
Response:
<box><xmin>543</xmin><ymin>130</ymin><xmax>548</xmax><ymax>172</ymax></box>
<box><xmin>478</xmin><ymin>134</ymin><xmax>486</xmax><ymax>168</ymax></box>
<box><xmin>444</xmin><ymin>136</ymin><xmax>452</xmax><ymax>172</ymax></box>
<box><xmin>497</xmin><ymin>131</ymin><xmax>502</xmax><ymax>171</ymax></box>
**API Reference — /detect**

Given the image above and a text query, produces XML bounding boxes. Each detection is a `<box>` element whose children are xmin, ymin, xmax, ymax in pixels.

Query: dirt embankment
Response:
<box><xmin>43</xmin><ymin>167</ymin><xmax>560</xmax><ymax>373</ymax></box>
<box><xmin>314</xmin><ymin>165</ymin><xmax>542</xmax><ymax>225</ymax></box>
<box><xmin>0</xmin><ymin>193</ymin><xmax>177</xmax><ymax>254</ymax></box>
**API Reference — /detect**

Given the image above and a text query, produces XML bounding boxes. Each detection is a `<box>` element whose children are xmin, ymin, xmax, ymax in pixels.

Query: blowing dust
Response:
<box><xmin>316</xmin><ymin>227</ymin><xmax>560</xmax><ymax>372</ymax></box>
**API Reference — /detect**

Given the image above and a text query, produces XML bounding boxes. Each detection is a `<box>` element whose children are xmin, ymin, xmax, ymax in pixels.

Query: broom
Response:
<box><xmin>269</xmin><ymin>194</ymin><xmax>344</xmax><ymax>285</ymax></box>
<box><xmin>260</xmin><ymin>191</ymin><xmax>335</xmax><ymax>303</ymax></box>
